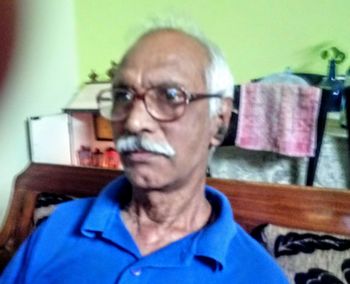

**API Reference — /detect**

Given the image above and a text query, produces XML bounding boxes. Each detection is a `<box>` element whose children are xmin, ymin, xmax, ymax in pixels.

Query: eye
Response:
<box><xmin>113</xmin><ymin>88</ymin><xmax>133</xmax><ymax>103</ymax></box>
<box><xmin>160</xmin><ymin>87</ymin><xmax>185</xmax><ymax>104</ymax></box>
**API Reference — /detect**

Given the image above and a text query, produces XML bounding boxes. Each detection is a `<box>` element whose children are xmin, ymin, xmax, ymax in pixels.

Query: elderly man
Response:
<box><xmin>1</xmin><ymin>26</ymin><xmax>288</xmax><ymax>283</ymax></box>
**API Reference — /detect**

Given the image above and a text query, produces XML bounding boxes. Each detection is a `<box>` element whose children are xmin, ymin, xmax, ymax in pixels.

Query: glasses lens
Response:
<box><xmin>145</xmin><ymin>87</ymin><xmax>186</xmax><ymax>121</ymax></box>
<box><xmin>97</xmin><ymin>88</ymin><xmax>133</xmax><ymax>121</ymax></box>
<box><xmin>97</xmin><ymin>89</ymin><xmax>114</xmax><ymax>119</ymax></box>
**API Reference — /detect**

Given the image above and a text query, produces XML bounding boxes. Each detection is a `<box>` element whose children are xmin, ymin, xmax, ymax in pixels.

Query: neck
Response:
<box><xmin>121</xmin><ymin>177</ymin><xmax>212</xmax><ymax>255</ymax></box>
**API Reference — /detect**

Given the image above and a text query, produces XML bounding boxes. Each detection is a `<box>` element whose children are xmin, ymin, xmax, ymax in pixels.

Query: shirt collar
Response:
<box><xmin>80</xmin><ymin>176</ymin><xmax>237</xmax><ymax>269</ymax></box>
<box><xmin>193</xmin><ymin>186</ymin><xmax>237</xmax><ymax>271</ymax></box>
<box><xmin>81</xmin><ymin>176</ymin><xmax>141</xmax><ymax>257</ymax></box>
<box><xmin>80</xmin><ymin>176</ymin><xmax>131</xmax><ymax>237</ymax></box>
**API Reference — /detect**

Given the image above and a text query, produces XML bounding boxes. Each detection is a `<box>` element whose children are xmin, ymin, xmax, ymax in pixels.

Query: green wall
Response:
<box><xmin>75</xmin><ymin>0</ymin><xmax>350</xmax><ymax>84</ymax></box>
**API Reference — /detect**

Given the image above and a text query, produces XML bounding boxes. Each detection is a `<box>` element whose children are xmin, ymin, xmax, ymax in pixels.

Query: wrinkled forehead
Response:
<box><xmin>115</xmin><ymin>29</ymin><xmax>210</xmax><ymax>89</ymax></box>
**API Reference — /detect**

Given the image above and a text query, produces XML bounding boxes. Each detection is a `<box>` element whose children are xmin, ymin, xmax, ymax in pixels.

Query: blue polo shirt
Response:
<box><xmin>1</xmin><ymin>176</ymin><xmax>288</xmax><ymax>283</ymax></box>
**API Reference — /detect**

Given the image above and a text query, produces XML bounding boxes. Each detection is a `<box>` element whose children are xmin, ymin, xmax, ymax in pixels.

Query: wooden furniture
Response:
<box><xmin>1</xmin><ymin>162</ymin><xmax>350</xmax><ymax>272</ymax></box>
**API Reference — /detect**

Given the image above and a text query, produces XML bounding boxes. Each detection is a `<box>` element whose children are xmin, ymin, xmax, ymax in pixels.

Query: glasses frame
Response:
<box><xmin>96</xmin><ymin>86</ymin><xmax>223</xmax><ymax>122</ymax></box>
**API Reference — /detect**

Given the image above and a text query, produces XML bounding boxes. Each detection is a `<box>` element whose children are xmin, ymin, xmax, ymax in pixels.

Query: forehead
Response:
<box><xmin>115</xmin><ymin>30</ymin><xmax>210</xmax><ymax>89</ymax></box>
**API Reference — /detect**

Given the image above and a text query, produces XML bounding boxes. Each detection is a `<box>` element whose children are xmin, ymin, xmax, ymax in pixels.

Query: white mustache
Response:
<box><xmin>116</xmin><ymin>135</ymin><xmax>176</xmax><ymax>158</ymax></box>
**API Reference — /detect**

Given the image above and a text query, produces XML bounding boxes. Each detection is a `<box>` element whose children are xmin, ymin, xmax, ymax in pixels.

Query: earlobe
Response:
<box><xmin>215</xmin><ymin>125</ymin><xmax>227</xmax><ymax>142</ymax></box>
<box><xmin>209</xmin><ymin>98</ymin><xmax>233</xmax><ymax>147</ymax></box>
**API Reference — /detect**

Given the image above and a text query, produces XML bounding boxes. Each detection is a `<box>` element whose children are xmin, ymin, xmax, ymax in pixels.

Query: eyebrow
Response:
<box><xmin>112</xmin><ymin>80</ymin><xmax>185</xmax><ymax>91</ymax></box>
<box><xmin>149</xmin><ymin>80</ymin><xmax>184</xmax><ymax>89</ymax></box>
<box><xmin>112</xmin><ymin>82</ymin><xmax>130</xmax><ymax>89</ymax></box>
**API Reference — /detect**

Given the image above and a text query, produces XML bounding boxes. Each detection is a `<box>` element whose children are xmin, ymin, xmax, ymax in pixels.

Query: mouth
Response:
<box><xmin>121</xmin><ymin>150</ymin><xmax>159</xmax><ymax>163</ymax></box>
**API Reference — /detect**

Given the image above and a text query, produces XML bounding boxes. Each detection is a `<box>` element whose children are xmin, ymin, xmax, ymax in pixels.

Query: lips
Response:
<box><xmin>122</xmin><ymin>150</ymin><xmax>158</xmax><ymax>163</ymax></box>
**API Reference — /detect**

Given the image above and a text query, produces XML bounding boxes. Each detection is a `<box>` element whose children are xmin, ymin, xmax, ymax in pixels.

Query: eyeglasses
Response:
<box><xmin>97</xmin><ymin>86</ymin><xmax>223</xmax><ymax>122</ymax></box>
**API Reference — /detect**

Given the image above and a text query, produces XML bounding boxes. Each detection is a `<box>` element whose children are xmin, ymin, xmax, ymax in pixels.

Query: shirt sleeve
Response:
<box><xmin>0</xmin><ymin>223</ymin><xmax>47</xmax><ymax>284</ymax></box>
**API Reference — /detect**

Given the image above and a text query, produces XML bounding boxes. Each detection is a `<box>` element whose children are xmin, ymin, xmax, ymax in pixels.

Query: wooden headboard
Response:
<box><xmin>1</xmin><ymin>162</ymin><xmax>350</xmax><ymax>271</ymax></box>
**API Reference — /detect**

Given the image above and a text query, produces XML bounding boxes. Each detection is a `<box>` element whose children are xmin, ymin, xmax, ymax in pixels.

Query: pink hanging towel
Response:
<box><xmin>235</xmin><ymin>83</ymin><xmax>322</xmax><ymax>157</ymax></box>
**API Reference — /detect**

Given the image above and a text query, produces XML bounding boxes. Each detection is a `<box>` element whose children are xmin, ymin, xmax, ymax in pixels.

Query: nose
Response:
<box><xmin>123</xmin><ymin>97</ymin><xmax>155</xmax><ymax>134</ymax></box>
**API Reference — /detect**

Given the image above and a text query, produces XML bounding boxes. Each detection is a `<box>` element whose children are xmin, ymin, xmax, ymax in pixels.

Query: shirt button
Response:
<box><xmin>130</xmin><ymin>267</ymin><xmax>142</xmax><ymax>276</ymax></box>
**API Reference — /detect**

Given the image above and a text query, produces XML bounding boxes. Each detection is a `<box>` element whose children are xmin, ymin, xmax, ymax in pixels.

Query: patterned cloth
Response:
<box><xmin>252</xmin><ymin>224</ymin><xmax>350</xmax><ymax>284</ymax></box>
<box><xmin>235</xmin><ymin>83</ymin><xmax>321</xmax><ymax>157</ymax></box>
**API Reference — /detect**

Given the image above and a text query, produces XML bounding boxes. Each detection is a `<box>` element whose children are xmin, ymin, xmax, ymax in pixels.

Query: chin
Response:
<box><xmin>124</xmin><ymin>165</ymin><xmax>173</xmax><ymax>191</ymax></box>
<box><xmin>121</xmin><ymin>154</ymin><xmax>177</xmax><ymax>190</ymax></box>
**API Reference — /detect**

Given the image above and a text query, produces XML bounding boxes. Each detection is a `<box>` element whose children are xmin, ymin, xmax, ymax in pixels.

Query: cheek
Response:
<box><xmin>167</xmin><ymin>119</ymin><xmax>211</xmax><ymax>159</ymax></box>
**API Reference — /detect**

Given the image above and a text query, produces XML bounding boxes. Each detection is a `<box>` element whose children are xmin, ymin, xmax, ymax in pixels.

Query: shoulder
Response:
<box><xmin>50</xmin><ymin>197</ymin><xmax>94</xmax><ymax>219</ymax></box>
<box><xmin>44</xmin><ymin>175</ymin><xmax>130</xmax><ymax>226</ymax></box>
<box><xmin>0</xmin><ymin>197</ymin><xmax>97</xmax><ymax>282</ymax></box>
<box><xmin>205</xmin><ymin>185</ymin><xmax>288</xmax><ymax>283</ymax></box>
<box><xmin>29</xmin><ymin>197</ymin><xmax>96</xmax><ymax>247</ymax></box>
<box><xmin>226</xmin><ymin>224</ymin><xmax>288</xmax><ymax>283</ymax></box>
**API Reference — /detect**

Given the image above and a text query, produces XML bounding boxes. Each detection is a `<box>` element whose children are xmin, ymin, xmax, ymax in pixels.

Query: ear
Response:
<box><xmin>209</xmin><ymin>98</ymin><xmax>233</xmax><ymax>147</ymax></box>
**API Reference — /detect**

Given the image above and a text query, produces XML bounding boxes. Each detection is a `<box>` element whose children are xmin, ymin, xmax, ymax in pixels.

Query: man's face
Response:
<box><xmin>112</xmin><ymin>30</ymin><xmax>218</xmax><ymax>190</ymax></box>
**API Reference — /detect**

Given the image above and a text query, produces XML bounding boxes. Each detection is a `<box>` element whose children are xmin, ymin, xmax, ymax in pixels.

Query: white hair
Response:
<box><xmin>204</xmin><ymin>43</ymin><xmax>234</xmax><ymax>116</ymax></box>
<box><xmin>129</xmin><ymin>17</ymin><xmax>235</xmax><ymax>117</ymax></box>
